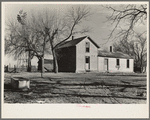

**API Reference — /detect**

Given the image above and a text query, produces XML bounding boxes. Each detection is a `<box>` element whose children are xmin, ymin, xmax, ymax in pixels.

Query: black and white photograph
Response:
<box><xmin>1</xmin><ymin>1</ymin><xmax>149</xmax><ymax>118</ymax></box>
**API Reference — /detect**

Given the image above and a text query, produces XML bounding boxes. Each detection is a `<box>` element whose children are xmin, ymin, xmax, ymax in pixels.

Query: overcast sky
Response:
<box><xmin>3</xmin><ymin>2</ymin><xmax>147</xmax><ymax>67</ymax></box>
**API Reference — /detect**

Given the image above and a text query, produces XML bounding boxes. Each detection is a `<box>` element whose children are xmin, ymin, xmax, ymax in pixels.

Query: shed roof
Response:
<box><xmin>44</xmin><ymin>59</ymin><xmax>53</xmax><ymax>64</ymax></box>
<box><xmin>98</xmin><ymin>50</ymin><xmax>133</xmax><ymax>59</ymax></box>
<box><xmin>57</xmin><ymin>36</ymin><xmax>100</xmax><ymax>49</ymax></box>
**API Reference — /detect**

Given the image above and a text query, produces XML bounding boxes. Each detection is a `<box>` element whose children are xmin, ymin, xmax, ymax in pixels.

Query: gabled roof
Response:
<box><xmin>87</xmin><ymin>36</ymin><xmax>100</xmax><ymax>48</ymax></box>
<box><xmin>57</xmin><ymin>36</ymin><xmax>100</xmax><ymax>49</ymax></box>
<box><xmin>98</xmin><ymin>50</ymin><xmax>133</xmax><ymax>59</ymax></box>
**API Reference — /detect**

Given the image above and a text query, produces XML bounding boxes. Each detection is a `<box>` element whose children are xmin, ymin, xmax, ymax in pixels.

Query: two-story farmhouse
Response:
<box><xmin>56</xmin><ymin>36</ymin><xmax>134</xmax><ymax>73</ymax></box>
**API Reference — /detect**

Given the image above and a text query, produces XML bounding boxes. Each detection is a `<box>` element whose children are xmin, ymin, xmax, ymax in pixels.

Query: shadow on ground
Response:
<box><xmin>4</xmin><ymin>74</ymin><xmax>147</xmax><ymax>104</ymax></box>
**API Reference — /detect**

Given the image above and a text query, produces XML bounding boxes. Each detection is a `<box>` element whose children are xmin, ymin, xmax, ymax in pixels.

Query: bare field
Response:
<box><xmin>4</xmin><ymin>72</ymin><xmax>147</xmax><ymax>104</ymax></box>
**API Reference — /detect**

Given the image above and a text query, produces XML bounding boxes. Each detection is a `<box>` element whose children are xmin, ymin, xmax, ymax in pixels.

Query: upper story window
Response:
<box><xmin>116</xmin><ymin>59</ymin><xmax>120</xmax><ymax>66</ymax></box>
<box><xmin>127</xmin><ymin>59</ymin><xmax>130</xmax><ymax>68</ymax></box>
<box><xmin>86</xmin><ymin>42</ymin><xmax>90</xmax><ymax>53</ymax></box>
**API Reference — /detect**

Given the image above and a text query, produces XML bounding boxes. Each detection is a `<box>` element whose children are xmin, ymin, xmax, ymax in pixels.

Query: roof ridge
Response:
<box><xmin>57</xmin><ymin>36</ymin><xmax>87</xmax><ymax>49</ymax></box>
<box><xmin>57</xmin><ymin>36</ymin><xmax>100</xmax><ymax>49</ymax></box>
<box><xmin>98</xmin><ymin>50</ymin><xmax>133</xmax><ymax>59</ymax></box>
<box><xmin>68</xmin><ymin>36</ymin><xmax>87</xmax><ymax>41</ymax></box>
<box><xmin>59</xmin><ymin>36</ymin><xmax>87</xmax><ymax>43</ymax></box>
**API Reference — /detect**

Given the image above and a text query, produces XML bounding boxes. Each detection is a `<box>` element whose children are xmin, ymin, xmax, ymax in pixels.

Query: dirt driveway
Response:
<box><xmin>4</xmin><ymin>72</ymin><xmax>147</xmax><ymax>104</ymax></box>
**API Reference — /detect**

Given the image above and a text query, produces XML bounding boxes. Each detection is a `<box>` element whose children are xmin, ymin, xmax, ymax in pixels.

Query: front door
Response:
<box><xmin>104</xmin><ymin>58</ymin><xmax>108</xmax><ymax>71</ymax></box>
<box><xmin>85</xmin><ymin>56</ymin><xmax>90</xmax><ymax>71</ymax></box>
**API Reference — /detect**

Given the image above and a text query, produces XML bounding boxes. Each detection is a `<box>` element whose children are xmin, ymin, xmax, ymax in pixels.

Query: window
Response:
<box><xmin>85</xmin><ymin>56</ymin><xmax>90</xmax><ymax>63</ymax></box>
<box><xmin>127</xmin><ymin>59</ymin><xmax>130</xmax><ymax>68</ymax></box>
<box><xmin>86</xmin><ymin>42</ymin><xmax>90</xmax><ymax>52</ymax></box>
<box><xmin>116</xmin><ymin>59</ymin><xmax>120</xmax><ymax>66</ymax></box>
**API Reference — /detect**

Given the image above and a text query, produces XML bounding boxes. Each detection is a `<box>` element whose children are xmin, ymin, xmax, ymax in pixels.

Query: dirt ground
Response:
<box><xmin>4</xmin><ymin>72</ymin><xmax>147</xmax><ymax>104</ymax></box>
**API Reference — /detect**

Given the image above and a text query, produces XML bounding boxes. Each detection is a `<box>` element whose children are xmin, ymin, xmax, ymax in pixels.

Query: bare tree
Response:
<box><xmin>17</xmin><ymin>10</ymin><xmax>32</xmax><ymax>72</ymax></box>
<box><xmin>50</xmin><ymin>6</ymin><xmax>90</xmax><ymax>73</ymax></box>
<box><xmin>104</xmin><ymin>4</ymin><xmax>147</xmax><ymax>41</ymax></box>
<box><xmin>5</xmin><ymin>17</ymin><xmax>34</xmax><ymax>72</ymax></box>
<box><xmin>5</xmin><ymin>5</ymin><xmax>90</xmax><ymax>74</ymax></box>
<box><xmin>5</xmin><ymin>10</ymin><xmax>51</xmax><ymax>75</ymax></box>
<box><xmin>29</xmin><ymin>5</ymin><xmax>91</xmax><ymax>73</ymax></box>
<box><xmin>113</xmin><ymin>32</ymin><xmax>147</xmax><ymax>73</ymax></box>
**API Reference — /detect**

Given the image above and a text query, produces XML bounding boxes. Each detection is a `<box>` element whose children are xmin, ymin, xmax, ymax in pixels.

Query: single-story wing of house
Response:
<box><xmin>54</xmin><ymin>36</ymin><xmax>134</xmax><ymax>73</ymax></box>
<box><xmin>98</xmin><ymin>50</ymin><xmax>134</xmax><ymax>73</ymax></box>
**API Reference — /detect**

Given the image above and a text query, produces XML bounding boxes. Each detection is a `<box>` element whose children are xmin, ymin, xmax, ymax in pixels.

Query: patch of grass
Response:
<box><xmin>4</xmin><ymin>72</ymin><xmax>147</xmax><ymax>104</ymax></box>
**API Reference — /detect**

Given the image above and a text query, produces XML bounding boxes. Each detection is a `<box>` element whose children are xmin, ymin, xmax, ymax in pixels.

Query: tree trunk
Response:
<box><xmin>41</xmin><ymin>57</ymin><xmax>44</xmax><ymax>77</ymax></box>
<box><xmin>42</xmin><ymin>57</ymin><xmax>44</xmax><ymax>73</ymax></box>
<box><xmin>27</xmin><ymin>50</ymin><xmax>31</xmax><ymax>72</ymax></box>
<box><xmin>48</xmin><ymin>34</ymin><xmax>58</xmax><ymax>73</ymax></box>
<box><xmin>53</xmin><ymin>49</ymin><xmax>58</xmax><ymax>73</ymax></box>
<box><xmin>143</xmin><ymin>66</ymin><xmax>147</xmax><ymax>73</ymax></box>
<box><xmin>140</xmin><ymin>57</ymin><xmax>143</xmax><ymax>73</ymax></box>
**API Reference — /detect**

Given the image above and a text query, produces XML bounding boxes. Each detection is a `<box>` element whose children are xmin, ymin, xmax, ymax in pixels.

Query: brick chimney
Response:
<box><xmin>110</xmin><ymin>46</ymin><xmax>113</xmax><ymax>52</ymax></box>
<box><xmin>72</xmin><ymin>36</ymin><xmax>74</xmax><ymax>40</ymax></box>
